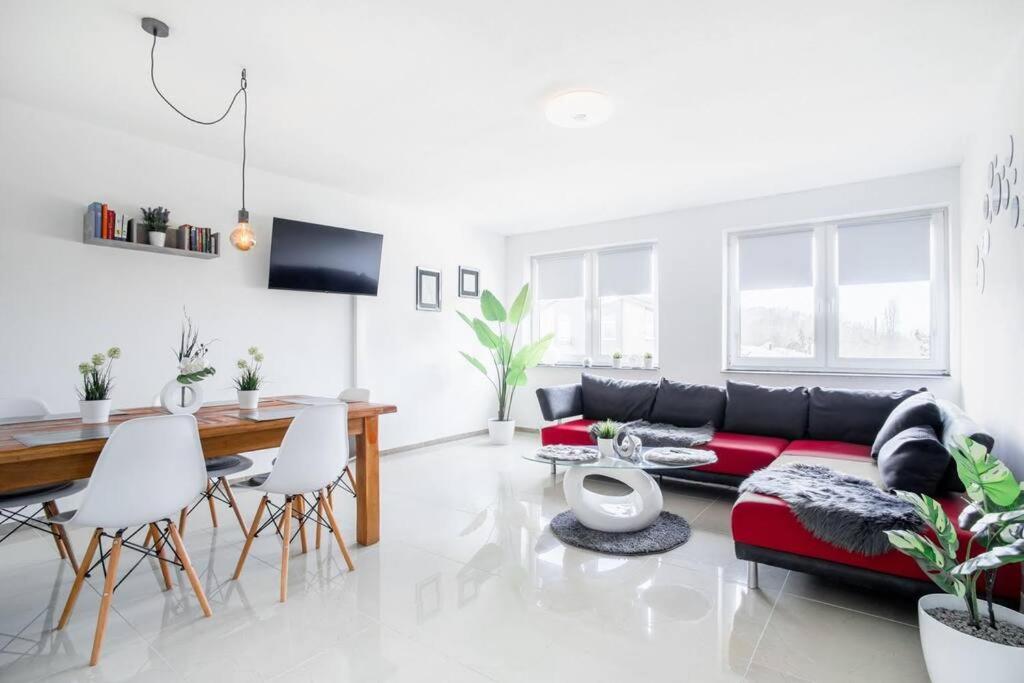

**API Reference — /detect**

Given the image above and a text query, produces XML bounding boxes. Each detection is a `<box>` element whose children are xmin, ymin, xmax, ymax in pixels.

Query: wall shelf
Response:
<box><xmin>82</xmin><ymin>224</ymin><xmax>219</xmax><ymax>260</ymax></box>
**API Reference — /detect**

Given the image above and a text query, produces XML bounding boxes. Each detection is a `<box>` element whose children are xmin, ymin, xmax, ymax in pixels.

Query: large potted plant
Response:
<box><xmin>234</xmin><ymin>346</ymin><xmax>265</xmax><ymax>410</ymax></box>
<box><xmin>458</xmin><ymin>284</ymin><xmax>553</xmax><ymax>445</ymax></box>
<box><xmin>76</xmin><ymin>347</ymin><xmax>121</xmax><ymax>424</ymax></box>
<box><xmin>885</xmin><ymin>437</ymin><xmax>1024</xmax><ymax>683</ymax></box>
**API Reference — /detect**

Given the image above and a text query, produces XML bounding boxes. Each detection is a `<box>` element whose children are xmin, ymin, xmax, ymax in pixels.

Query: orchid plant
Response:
<box><xmin>76</xmin><ymin>347</ymin><xmax>121</xmax><ymax>401</ymax></box>
<box><xmin>175</xmin><ymin>312</ymin><xmax>216</xmax><ymax>384</ymax></box>
<box><xmin>885</xmin><ymin>437</ymin><xmax>1024</xmax><ymax>630</ymax></box>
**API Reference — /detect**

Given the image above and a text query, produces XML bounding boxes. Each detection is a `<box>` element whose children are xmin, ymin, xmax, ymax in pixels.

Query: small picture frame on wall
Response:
<box><xmin>458</xmin><ymin>266</ymin><xmax>481</xmax><ymax>298</ymax></box>
<box><xmin>416</xmin><ymin>267</ymin><xmax>442</xmax><ymax>311</ymax></box>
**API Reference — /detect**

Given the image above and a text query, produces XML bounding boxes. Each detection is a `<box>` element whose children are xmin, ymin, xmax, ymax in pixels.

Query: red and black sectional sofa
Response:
<box><xmin>536</xmin><ymin>374</ymin><xmax>1021</xmax><ymax>600</ymax></box>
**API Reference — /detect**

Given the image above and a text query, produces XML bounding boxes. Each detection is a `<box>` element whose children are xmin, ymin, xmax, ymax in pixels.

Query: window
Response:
<box><xmin>725</xmin><ymin>209</ymin><xmax>948</xmax><ymax>374</ymax></box>
<box><xmin>532</xmin><ymin>244</ymin><xmax>657</xmax><ymax>365</ymax></box>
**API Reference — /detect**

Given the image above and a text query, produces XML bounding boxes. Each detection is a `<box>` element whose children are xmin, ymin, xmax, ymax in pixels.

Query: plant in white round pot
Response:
<box><xmin>611</xmin><ymin>351</ymin><xmax>623</xmax><ymax>368</ymax></box>
<box><xmin>234</xmin><ymin>346</ymin><xmax>265</xmax><ymax>410</ymax></box>
<box><xmin>884</xmin><ymin>437</ymin><xmax>1024</xmax><ymax>683</ymax></box>
<box><xmin>76</xmin><ymin>347</ymin><xmax>121</xmax><ymax>423</ymax></box>
<box><xmin>141</xmin><ymin>206</ymin><xmax>170</xmax><ymax>247</ymax></box>
<box><xmin>642</xmin><ymin>351</ymin><xmax>654</xmax><ymax>369</ymax></box>
<box><xmin>161</xmin><ymin>311</ymin><xmax>216</xmax><ymax>415</ymax></box>
<box><xmin>458</xmin><ymin>284</ymin><xmax>553</xmax><ymax>445</ymax></box>
<box><xmin>591</xmin><ymin>420</ymin><xmax>620</xmax><ymax>457</ymax></box>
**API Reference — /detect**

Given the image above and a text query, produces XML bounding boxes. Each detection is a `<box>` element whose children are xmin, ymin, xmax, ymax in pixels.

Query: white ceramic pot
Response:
<box><xmin>611</xmin><ymin>357</ymin><xmax>622</xmax><ymax>368</ymax></box>
<box><xmin>237</xmin><ymin>389</ymin><xmax>260</xmax><ymax>410</ymax></box>
<box><xmin>159</xmin><ymin>380</ymin><xmax>204</xmax><ymax>415</ymax></box>
<box><xmin>148</xmin><ymin>230</ymin><xmax>166</xmax><ymax>247</ymax></box>
<box><xmin>487</xmin><ymin>418</ymin><xmax>516</xmax><ymax>445</ymax></box>
<box><xmin>79</xmin><ymin>399</ymin><xmax>112</xmax><ymax>424</ymax></box>
<box><xmin>643</xmin><ymin>357</ymin><xmax>654</xmax><ymax>369</ymax></box>
<box><xmin>918</xmin><ymin>593</ymin><xmax>1024</xmax><ymax>683</ymax></box>
<box><xmin>597</xmin><ymin>437</ymin><xmax>616</xmax><ymax>458</ymax></box>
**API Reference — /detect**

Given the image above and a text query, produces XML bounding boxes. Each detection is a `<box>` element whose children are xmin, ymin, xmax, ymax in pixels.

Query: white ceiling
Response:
<box><xmin>1</xmin><ymin>1</ymin><xmax>1022</xmax><ymax>234</ymax></box>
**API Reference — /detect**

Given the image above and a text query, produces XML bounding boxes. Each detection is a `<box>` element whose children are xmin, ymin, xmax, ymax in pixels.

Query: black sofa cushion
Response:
<box><xmin>935</xmin><ymin>399</ymin><xmax>995</xmax><ymax>493</ymax></box>
<box><xmin>580</xmin><ymin>374</ymin><xmax>658</xmax><ymax>422</ymax></box>
<box><xmin>877</xmin><ymin>426</ymin><xmax>951</xmax><ymax>496</ymax></box>
<box><xmin>807</xmin><ymin>387</ymin><xmax>922</xmax><ymax>445</ymax></box>
<box><xmin>648</xmin><ymin>379</ymin><xmax>727</xmax><ymax>428</ymax></box>
<box><xmin>871</xmin><ymin>392</ymin><xmax>943</xmax><ymax>459</ymax></box>
<box><xmin>723</xmin><ymin>381</ymin><xmax>809</xmax><ymax>440</ymax></box>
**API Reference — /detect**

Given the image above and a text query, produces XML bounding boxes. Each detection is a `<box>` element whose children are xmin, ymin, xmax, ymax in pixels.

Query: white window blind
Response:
<box><xmin>597</xmin><ymin>246</ymin><xmax>653</xmax><ymax>297</ymax></box>
<box><xmin>536</xmin><ymin>254</ymin><xmax>585</xmax><ymax>300</ymax></box>
<box><xmin>837</xmin><ymin>215</ymin><xmax>931</xmax><ymax>285</ymax></box>
<box><xmin>737</xmin><ymin>230</ymin><xmax>813</xmax><ymax>290</ymax></box>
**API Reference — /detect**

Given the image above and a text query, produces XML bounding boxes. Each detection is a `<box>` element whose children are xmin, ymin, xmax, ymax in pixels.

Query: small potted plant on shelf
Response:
<box><xmin>591</xmin><ymin>420</ymin><xmax>620</xmax><ymax>457</ymax></box>
<box><xmin>234</xmin><ymin>346</ymin><xmax>265</xmax><ymax>410</ymax></box>
<box><xmin>884</xmin><ymin>437</ymin><xmax>1024</xmax><ymax>683</ymax></box>
<box><xmin>457</xmin><ymin>284</ymin><xmax>554</xmax><ymax>445</ymax></box>
<box><xmin>611</xmin><ymin>351</ymin><xmax>623</xmax><ymax>368</ymax></box>
<box><xmin>642</xmin><ymin>351</ymin><xmax>654</xmax><ymax>369</ymax></box>
<box><xmin>76</xmin><ymin>347</ymin><xmax>120</xmax><ymax>424</ymax></box>
<box><xmin>141</xmin><ymin>206</ymin><xmax>170</xmax><ymax>247</ymax></box>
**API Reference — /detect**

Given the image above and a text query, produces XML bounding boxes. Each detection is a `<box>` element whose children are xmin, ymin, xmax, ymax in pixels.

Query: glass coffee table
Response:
<box><xmin>523</xmin><ymin>446</ymin><xmax>718</xmax><ymax>532</ymax></box>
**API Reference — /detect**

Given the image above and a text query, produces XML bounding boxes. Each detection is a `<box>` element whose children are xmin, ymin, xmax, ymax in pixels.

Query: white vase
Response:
<box><xmin>148</xmin><ymin>231</ymin><xmax>166</xmax><ymax>247</ymax></box>
<box><xmin>643</xmin><ymin>357</ymin><xmax>654</xmax><ymax>369</ymax></box>
<box><xmin>79</xmin><ymin>399</ymin><xmax>112</xmax><ymax>424</ymax></box>
<box><xmin>918</xmin><ymin>593</ymin><xmax>1024</xmax><ymax>683</ymax></box>
<box><xmin>611</xmin><ymin>357</ymin><xmax>622</xmax><ymax>368</ymax></box>
<box><xmin>597</xmin><ymin>437</ymin><xmax>616</xmax><ymax>458</ymax></box>
<box><xmin>159</xmin><ymin>379</ymin><xmax>204</xmax><ymax>415</ymax></box>
<box><xmin>487</xmin><ymin>418</ymin><xmax>516</xmax><ymax>445</ymax></box>
<box><xmin>237</xmin><ymin>389</ymin><xmax>260</xmax><ymax>410</ymax></box>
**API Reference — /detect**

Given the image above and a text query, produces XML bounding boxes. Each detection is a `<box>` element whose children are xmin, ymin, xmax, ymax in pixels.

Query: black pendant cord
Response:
<box><xmin>148</xmin><ymin>31</ymin><xmax>248</xmax><ymax>210</ymax></box>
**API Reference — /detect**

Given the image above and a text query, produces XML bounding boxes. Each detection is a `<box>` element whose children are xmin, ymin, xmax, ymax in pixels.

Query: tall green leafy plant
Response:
<box><xmin>458</xmin><ymin>284</ymin><xmax>553</xmax><ymax>421</ymax></box>
<box><xmin>885</xmin><ymin>437</ymin><xmax>1024</xmax><ymax>630</ymax></box>
<box><xmin>76</xmin><ymin>347</ymin><xmax>121</xmax><ymax>401</ymax></box>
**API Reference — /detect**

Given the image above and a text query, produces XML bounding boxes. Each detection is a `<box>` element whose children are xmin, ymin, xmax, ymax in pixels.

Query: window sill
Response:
<box><xmin>536</xmin><ymin>363</ymin><xmax>661</xmax><ymax>372</ymax></box>
<box><xmin>722</xmin><ymin>368</ymin><xmax>951</xmax><ymax>379</ymax></box>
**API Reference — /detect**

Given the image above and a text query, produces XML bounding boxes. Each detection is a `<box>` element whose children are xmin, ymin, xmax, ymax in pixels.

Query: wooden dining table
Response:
<box><xmin>0</xmin><ymin>397</ymin><xmax>397</xmax><ymax>546</ymax></box>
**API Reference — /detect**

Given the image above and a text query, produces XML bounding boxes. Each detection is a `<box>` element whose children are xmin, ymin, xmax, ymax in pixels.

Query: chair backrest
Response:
<box><xmin>70</xmin><ymin>415</ymin><xmax>207</xmax><ymax>529</ymax></box>
<box><xmin>262</xmin><ymin>403</ymin><xmax>349</xmax><ymax>495</ymax></box>
<box><xmin>338</xmin><ymin>387</ymin><xmax>370</xmax><ymax>403</ymax></box>
<box><xmin>0</xmin><ymin>396</ymin><xmax>50</xmax><ymax>419</ymax></box>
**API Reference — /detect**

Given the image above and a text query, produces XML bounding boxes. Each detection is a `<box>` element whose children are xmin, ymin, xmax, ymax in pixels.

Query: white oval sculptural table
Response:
<box><xmin>524</xmin><ymin>446</ymin><xmax>718</xmax><ymax>532</ymax></box>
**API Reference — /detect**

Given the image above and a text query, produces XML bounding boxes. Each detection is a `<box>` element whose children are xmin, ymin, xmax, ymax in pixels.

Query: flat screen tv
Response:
<box><xmin>268</xmin><ymin>218</ymin><xmax>384</xmax><ymax>295</ymax></box>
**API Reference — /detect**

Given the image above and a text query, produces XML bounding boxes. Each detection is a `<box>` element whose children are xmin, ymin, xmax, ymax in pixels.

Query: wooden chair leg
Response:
<box><xmin>178</xmin><ymin>507</ymin><xmax>188</xmax><ymax>537</ymax></box>
<box><xmin>315</xmin><ymin>497</ymin><xmax>323</xmax><ymax>550</ymax></box>
<box><xmin>45</xmin><ymin>501</ymin><xmax>79</xmax><ymax>574</ymax></box>
<box><xmin>320</xmin><ymin>490</ymin><xmax>355</xmax><ymax>571</ymax></box>
<box><xmin>42</xmin><ymin>501</ymin><xmax>67</xmax><ymax>560</ymax></box>
<box><xmin>345</xmin><ymin>465</ymin><xmax>357</xmax><ymax>496</ymax></box>
<box><xmin>143</xmin><ymin>525</ymin><xmax>155</xmax><ymax>548</ymax></box>
<box><xmin>206</xmin><ymin>480</ymin><xmax>219</xmax><ymax>528</ymax></box>
<box><xmin>220</xmin><ymin>477</ymin><xmax>248</xmax><ymax>535</ymax></box>
<box><xmin>58</xmin><ymin>528</ymin><xmax>100</xmax><ymax>629</ymax></box>
<box><xmin>150</xmin><ymin>523</ymin><xmax>173</xmax><ymax>591</ymax></box>
<box><xmin>90</xmin><ymin>532</ymin><xmax>123</xmax><ymax>666</ymax></box>
<box><xmin>233</xmin><ymin>495</ymin><xmax>267</xmax><ymax>580</ymax></box>
<box><xmin>167</xmin><ymin>522</ymin><xmax>212</xmax><ymax>618</ymax></box>
<box><xmin>280</xmin><ymin>497</ymin><xmax>293</xmax><ymax>602</ymax></box>
<box><xmin>295</xmin><ymin>497</ymin><xmax>308</xmax><ymax>555</ymax></box>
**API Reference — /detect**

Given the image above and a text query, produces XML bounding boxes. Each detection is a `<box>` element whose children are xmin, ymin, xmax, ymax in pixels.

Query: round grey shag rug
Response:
<box><xmin>550</xmin><ymin>510</ymin><xmax>691</xmax><ymax>556</ymax></box>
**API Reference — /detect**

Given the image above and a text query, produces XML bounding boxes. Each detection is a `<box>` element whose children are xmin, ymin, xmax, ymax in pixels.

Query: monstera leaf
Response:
<box><xmin>951</xmin><ymin>539</ymin><xmax>1024</xmax><ymax>576</ymax></box>
<box><xmin>885</xmin><ymin>529</ymin><xmax>966</xmax><ymax>598</ymax></box>
<box><xmin>894</xmin><ymin>491</ymin><xmax>958</xmax><ymax>556</ymax></box>
<box><xmin>950</xmin><ymin>437</ymin><xmax>1020</xmax><ymax>508</ymax></box>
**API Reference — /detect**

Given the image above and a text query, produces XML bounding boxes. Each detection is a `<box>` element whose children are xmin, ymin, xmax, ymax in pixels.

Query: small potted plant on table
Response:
<box><xmin>77</xmin><ymin>347</ymin><xmax>120</xmax><ymax>424</ymax></box>
<box><xmin>591</xmin><ymin>420</ymin><xmax>619</xmax><ymax>457</ymax></box>
<box><xmin>234</xmin><ymin>346</ymin><xmax>265</xmax><ymax>410</ymax></box>
<box><xmin>885</xmin><ymin>437</ymin><xmax>1024</xmax><ymax>683</ymax></box>
<box><xmin>141</xmin><ymin>206</ymin><xmax>170</xmax><ymax>247</ymax></box>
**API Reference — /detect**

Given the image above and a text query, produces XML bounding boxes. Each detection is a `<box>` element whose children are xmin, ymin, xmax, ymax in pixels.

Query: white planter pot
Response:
<box><xmin>487</xmin><ymin>418</ymin><xmax>516</xmax><ymax>445</ymax></box>
<box><xmin>597</xmin><ymin>437</ymin><xmax>616</xmax><ymax>458</ymax></box>
<box><xmin>918</xmin><ymin>593</ymin><xmax>1024</xmax><ymax>683</ymax></box>
<box><xmin>237</xmin><ymin>389</ymin><xmax>260</xmax><ymax>410</ymax></box>
<box><xmin>611</xmin><ymin>358</ymin><xmax>622</xmax><ymax>368</ymax></box>
<box><xmin>159</xmin><ymin>379</ymin><xmax>204</xmax><ymax>415</ymax></box>
<box><xmin>148</xmin><ymin>231</ymin><xmax>166</xmax><ymax>247</ymax></box>
<box><xmin>643</xmin><ymin>357</ymin><xmax>654</xmax><ymax>369</ymax></box>
<box><xmin>79</xmin><ymin>399</ymin><xmax>112</xmax><ymax>424</ymax></box>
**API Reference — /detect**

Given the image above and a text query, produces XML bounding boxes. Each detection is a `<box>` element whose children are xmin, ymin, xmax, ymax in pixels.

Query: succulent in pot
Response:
<box><xmin>77</xmin><ymin>347</ymin><xmax>120</xmax><ymax>423</ymax></box>
<box><xmin>642</xmin><ymin>351</ymin><xmax>654</xmax><ymax>369</ymax></box>
<box><xmin>590</xmin><ymin>419</ymin><xmax>620</xmax><ymax>458</ymax></box>
<box><xmin>611</xmin><ymin>351</ymin><xmax>623</xmax><ymax>368</ymax></box>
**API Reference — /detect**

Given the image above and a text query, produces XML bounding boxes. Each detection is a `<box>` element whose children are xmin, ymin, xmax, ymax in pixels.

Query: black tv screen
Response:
<box><xmin>268</xmin><ymin>218</ymin><xmax>383</xmax><ymax>295</ymax></box>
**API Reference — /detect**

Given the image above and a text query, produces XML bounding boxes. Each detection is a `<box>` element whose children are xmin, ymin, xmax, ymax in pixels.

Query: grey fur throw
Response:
<box><xmin>739</xmin><ymin>463</ymin><xmax>924</xmax><ymax>556</ymax></box>
<box><xmin>588</xmin><ymin>420</ymin><xmax>715</xmax><ymax>448</ymax></box>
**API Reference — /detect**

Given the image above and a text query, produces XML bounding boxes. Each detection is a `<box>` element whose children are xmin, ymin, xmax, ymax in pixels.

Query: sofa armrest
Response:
<box><xmin>536</xmin><ymin>383</ymin><xmax>583</xmax><ymax>422</ymax></box>
<box><xmin>936</xmin><ymin>399</ymin><xmax>995</xmax><ymax>452</ymax></box>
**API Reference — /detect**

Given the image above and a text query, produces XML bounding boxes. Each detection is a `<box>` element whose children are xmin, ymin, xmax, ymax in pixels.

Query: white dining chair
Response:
<box><xmin>233</xmin><ymin>403</ymin><xmax>355</xmax><ymax>602</ymax></box>
<box><xmin>52</xmin><ymin>414</ymin><xmax>213</xmax><ymax>666</ymax></box>
<box><xmin>0</xmin><ymin>396</ymin><xmax>83</xmax><ymax>572</ymax></box>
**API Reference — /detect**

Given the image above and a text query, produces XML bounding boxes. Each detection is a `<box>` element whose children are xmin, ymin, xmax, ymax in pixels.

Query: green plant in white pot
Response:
<box><xmin>77</xmin><ymin>347</ymin><xmax>121</xmax><ymax>424</ymax></box>
<box><xmin>458</xmin><ymin>284</ymin><xmax>553</xmax><ymax>445</ymax></box>
<box><xmin>234</xmin><ymin>346</ymin><xmax>265</xmax><ymax>410</ymax></box>
<box><xmin>884</xmin><ymin>437</ymin><xmax>1024</xmax><ymax>683</ymax></box>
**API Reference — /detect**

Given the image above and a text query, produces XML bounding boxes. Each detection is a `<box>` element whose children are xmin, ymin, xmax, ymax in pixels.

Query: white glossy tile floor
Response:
<box><xmin>0</xmin><ymin>433</ymin><xmax>929</xmax><ymax>682</ymax></box>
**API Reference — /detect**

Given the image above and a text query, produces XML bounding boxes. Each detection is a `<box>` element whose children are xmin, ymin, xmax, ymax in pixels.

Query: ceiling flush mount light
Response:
<box><xmin>142</xmin><ymin>17</ymin><xmax>255</xmax><ymax>251</ymax></box>
<box><xmin>545</xmin><ymin>90</ymin><xmax>613</xmax><ymax>128</ymax></box>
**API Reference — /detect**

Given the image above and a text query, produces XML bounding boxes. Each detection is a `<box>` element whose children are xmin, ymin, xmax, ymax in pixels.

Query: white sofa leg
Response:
<box><xmin>747</xmin><ymin>561</ymin><xmax>760</xmax><ymax>590</ymax></box>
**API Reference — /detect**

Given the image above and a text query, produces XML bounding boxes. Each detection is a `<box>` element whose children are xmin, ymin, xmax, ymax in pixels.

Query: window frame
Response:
<box><xmin>724</xmin><ymin>208</ymin><xmax>949</xmax><ymax>376</ymax></box>
<box><xmin>531</xmin><ymin>242</ymin><xmax>659</xmax><ymax>366</ymax></box>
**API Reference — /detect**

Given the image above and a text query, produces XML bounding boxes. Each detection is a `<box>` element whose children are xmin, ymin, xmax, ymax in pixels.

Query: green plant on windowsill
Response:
<box><xmin>611</xmin><ymin>351</ymin><xmax>623</xmax><ymax>360</ymax></box>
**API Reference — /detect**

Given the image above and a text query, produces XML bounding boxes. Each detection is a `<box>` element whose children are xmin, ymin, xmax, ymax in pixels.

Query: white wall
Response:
<box><xmin>959</xmin><ymin>40</ymin><xmax>1024</xmax><ymax>476</ymax></box>
<box><xmin>0</xmin><ymin>97</ymin><xmax>504</xmax><ymax>451</ymax></box>
<box><xmin>506</xmin><ymin>168</ymin><xmax>962</xmax><ymax>428</ymax></box>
